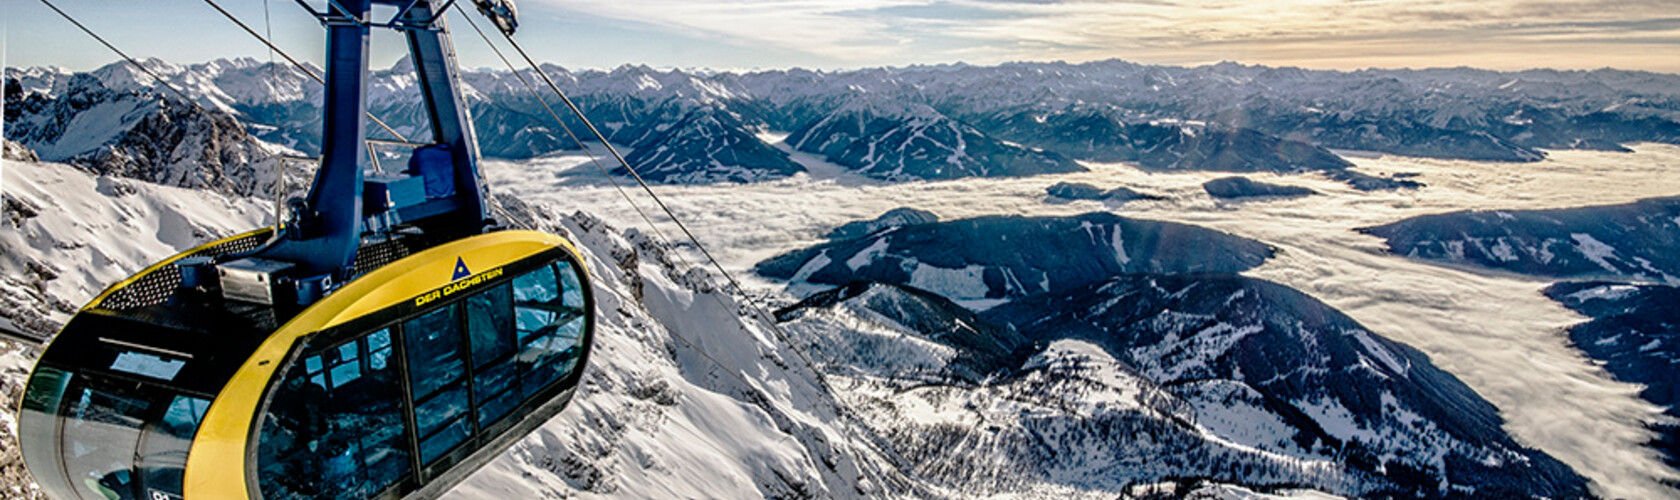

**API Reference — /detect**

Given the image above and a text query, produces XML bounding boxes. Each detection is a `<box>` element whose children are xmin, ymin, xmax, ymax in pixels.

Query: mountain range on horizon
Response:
<box><xmin>7</xmin><ymin>56</ymin><xmax>1680</xmax><ymax>189</ymax></box>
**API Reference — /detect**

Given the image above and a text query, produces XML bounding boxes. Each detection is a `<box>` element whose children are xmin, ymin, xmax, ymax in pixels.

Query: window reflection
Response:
<box><xmin>138</xmin><ymin>396</ymin><xmax>209</xmax><ymax>498</ymax></box>
<box><xmin>404</xmin><ymin>305</ymin><xmax>473</xmax><ymax>465</ymax></box>
<box><xmin>62</xmin><ymin>384</ymin><xmax>150</xmax><ymax>500</ymax></box>
<box><xmin>257</xmin><ymin>328</ymin><xmax>409</xmax><ymax>500</ymax></box>
<box><xmin>514</xmin><ymin>263</ymin><xmax>585</xmax><ymax>395</ymax></box>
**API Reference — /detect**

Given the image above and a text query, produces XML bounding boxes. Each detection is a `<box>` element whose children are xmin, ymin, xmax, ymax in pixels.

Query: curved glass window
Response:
<box><xmin>514</xmin><ymin>263</ymin><xmax>586</xmax><ymax>396</ymax></box>
<box><xmin>25</xmin><ymin>374</ymin><xmax>210</xmax><ymax>500</ymax></box>
<box><xmin>257</xmin><ymin>328</ymin><xmax>410</xmax><ymax>500</ymax></box>
<box><xmin>137</xmin><ymin>396</ymin><xmax>210</xmax><ymax>499</ymax></box>
<box><xmin>467</xmin><ymin>284</ymin><xmax>520</xmax><ymax>428</ymax></box>
<box><xmin>404</xmin><ymin>305</ymin><xmax>473</xmax><ymax>464</ymax></box>
<box><xmin>404</xmin><ymin>306</ymin><xmax>465</xmax><ymax>397</ymax></box>
<box><xmin>61</xmin><ymin>382</ymin><xmax>150</xmax><ymax>500</ymax></box>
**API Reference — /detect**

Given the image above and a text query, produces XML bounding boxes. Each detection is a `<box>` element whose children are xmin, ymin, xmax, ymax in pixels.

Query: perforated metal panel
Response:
<box><xmin>100</xmin><ymin>232</ymin><xmax>271</xmax><ymax>311</ymax></box>
<box><xmin>98</xmin><ymin>232</ymin><xmax>424</xmax><ymax>311</ymax></box>
<box><xmin>352</xmin><ymin>236</ymin><xmax>414</xmax><ymax>278</ymax></box>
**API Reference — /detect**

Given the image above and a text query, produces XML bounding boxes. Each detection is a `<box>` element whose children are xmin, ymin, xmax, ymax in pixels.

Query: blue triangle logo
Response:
<box><xmin>452</xmin><ymin>257</ymin><xmax>472</xmax><ymax>281</ymax></box>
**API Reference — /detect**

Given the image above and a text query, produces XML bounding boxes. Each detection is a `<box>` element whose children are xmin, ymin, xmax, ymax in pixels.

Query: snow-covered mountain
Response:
<box><xmin>982</xmin><ymin>274</ymin><xmax>1589</xmax><ymax>498</ymax></box>
<box><xmin>824</xmin><ymin>207</ymin><xmax>940</xmax><ymax>241</ymax></box>
<box><xmin>17</xmin><ymin>57</ymin><xmax>1675</xmax><ymax>188</ymax></box>
<box><xmin>774</xmin><ymin>281</ymin><xmax>1031</xmax><ymax>383</ymax></box>
<box><xmin>758</xmin><ymin>210</ymin><xmax>1592</xmax><ymax>497</ymax></box>
<box><xmin>0</xmin><ymin>150</ymin><xmax>1384</xmax><ymax>500</ymax></box>
<box><xmin>8</xmin><ymin>55</ymin><xmax>1680</xmax><ymax>498</ymax></box>
<box><xmin>0</xmin><ymin>156</ymin><xmax>920</xmax><ymax>500</ymax></box>
<box><xmin>1360</xmin><ymin>197</ymin><xmax>1680</xmax><ymax>283</ymax></box>
<box><xmin>756</xmin><ymin>212</ymin><xmax>1274</xmax><ymax>301</ymax></box>
<box><xmin>785</xmin><ymin>98</ymin><xmax>1084</xmax><ymax>181</ymax></box>
<box><xmin>978</xmin><ymin>106</ymin><xmax>1350</xmax><ymax>173</ymax></box>
<box><xmin>1367</xmin><ymin>196</ymin><xmax>1680</xmax><ymax>492</ymax></box>
<box><xmin>779</xmin><ymin>285</ymin><xmax>1374</xmax><ymax>497</ymax></box>
<box><xmin>618</xmin><ymin>106</ymin><xmax>804</xmax><ymax>183</ymax></box>
<box><xmin>4</xmin><ymin>73</ymin><xmax>287</xmax><ymax>198</ymax></box>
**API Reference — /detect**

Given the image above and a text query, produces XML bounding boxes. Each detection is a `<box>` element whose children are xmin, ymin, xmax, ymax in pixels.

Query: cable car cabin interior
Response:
<box><xmin>17</xmin><ymin>1</ymin><xmax>597</xmax><ymax>499</ymax></box>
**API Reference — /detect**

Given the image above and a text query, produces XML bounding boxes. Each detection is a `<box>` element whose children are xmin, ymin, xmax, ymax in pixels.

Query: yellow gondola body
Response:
<box><xmin>19</xmin><ymin>1</ymin><xmax>599</xmax><ymax>498</ymax></box>
<box><xmin>19</xmin><ymin>229</ymin><xmax>596</xmax><ymax>499</ymax></box>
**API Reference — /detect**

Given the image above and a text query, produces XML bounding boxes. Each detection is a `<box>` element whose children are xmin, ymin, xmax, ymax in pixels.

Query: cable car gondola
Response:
<box><xmin>16</xmin><ymin>1</ymin><xmax>595</xmax><ymax>499</ymax></box>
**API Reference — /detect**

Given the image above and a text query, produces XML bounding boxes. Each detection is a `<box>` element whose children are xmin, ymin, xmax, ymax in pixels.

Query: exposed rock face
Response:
<box><xmin>5</xmin><ymin>74</ymin><xmax>284</xmax><ymax>198</ymax></box>
<box><xmin>3</xmin><ymin>139</ymin><xmax>38</xmax><ymax>162</ymax></box>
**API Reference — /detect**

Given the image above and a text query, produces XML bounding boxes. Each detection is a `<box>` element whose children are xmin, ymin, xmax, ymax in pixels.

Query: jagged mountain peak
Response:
<box><xmin>5</xmin><ymin>73</ymin><xmax>292</xmax><ymax>198</ymax></box>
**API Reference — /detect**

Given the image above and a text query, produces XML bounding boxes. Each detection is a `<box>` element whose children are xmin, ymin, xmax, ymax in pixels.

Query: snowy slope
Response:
<box><xmin>0</xmin><ymin>157</ymin><xmax>272</xmax><ymax>499</ymax></box>
<box><xmin>0</xmin><ymin>159</ymin><xmax>271</xmax><ymax>336</ymax></box>
<box><xmin>785</xmin><ymin>98</ymin><xmax>1084</xmax><ymax>181</ymax></box>
<box><xmin>0</xmin><ymin>156</ymin><xmax>923</xmax><ymax>500</ymax></box>
<box><xmin>1362</xmin><ymin>197</ymin><xmax>1680</xmax><ymax>283</ymax></box>
<box><xmin>777</xmin><ymin>287</ymin><xmax>1367</xmax><ymax>497</ymax></box>
<box><xmin>5</xmin><ymin>73</ymin><xmax>290</xmax><ymax>199</ymax></box>
<box><xmin>445</xmin><ymin>208</ymin><xmax>916</xmax><ymax>499</ymax></box>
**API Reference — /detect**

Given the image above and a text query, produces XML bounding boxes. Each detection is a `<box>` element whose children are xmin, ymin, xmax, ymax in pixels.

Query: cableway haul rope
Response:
<box><xmin>18</xmin><ymin>2</ymin><xmax>598</xmax><ymax>500</ymax></box>
<box><xmin>27</xmin><ymin>0</ymin><xmax>917</xmax><ymax>495</ymax></box>
<box><xmin>461</xmin><ymin>11</ymin><xmax>921</xmax><ymax>479</ymax></box>
<box><xmin>0</xmin><ymin>322</ymin><xmax>47</xmax><ymax>346</ymax></box>
<box><xmin>199</xmin><ymin>0</ymin><xmax>410</xmax><ymax>142</ymax></box>
<box><xmin>487</xmin><ymin>18</ymin><xmax>840</xmax><ymax>392</ymax></box>
<box><xmin>452</xmin><ymin>9</ymin><xmax>920</xmax><ymax>483</ymax></box>
<box><xmin>448</xmin><ymin>4</ymin><xmax>674</xmax><ymax>240</ymax></box>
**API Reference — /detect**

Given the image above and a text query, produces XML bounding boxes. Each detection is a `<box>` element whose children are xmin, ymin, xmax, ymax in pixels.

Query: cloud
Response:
<box><xmin>523</xmin><ymin>0</ymin><xmax>1680</xmax><ymax>72</ymax></box>
<box><xmin>526</xmin><ymin>0</ymin><xmax>925</xmax><ymax>63</ymax></box>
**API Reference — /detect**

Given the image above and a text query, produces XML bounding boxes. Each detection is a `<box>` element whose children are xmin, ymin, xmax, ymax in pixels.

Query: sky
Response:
<box><xmin>2</xmin><ymin>0</ymin><xmax>1678</xmax><ymax>74</ymax></box>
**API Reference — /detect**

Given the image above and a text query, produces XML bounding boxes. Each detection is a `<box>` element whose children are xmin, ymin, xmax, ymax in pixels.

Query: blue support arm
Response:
<box><xmin>262</xmin><ymin>0</ymin><xmax>372</xmax><ymax>278</ymax></box>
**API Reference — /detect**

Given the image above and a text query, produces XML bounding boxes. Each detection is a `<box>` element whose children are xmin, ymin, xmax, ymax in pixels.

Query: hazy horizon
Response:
<box><xmin>4</xmin><ymin>0</ymin><xmax>1678</xmax><ymax>76</ymax></box>
<box><xmin>12</xmin><ymin>53</ymin><xmax>1680</xmax><ymax>79</ymax></box>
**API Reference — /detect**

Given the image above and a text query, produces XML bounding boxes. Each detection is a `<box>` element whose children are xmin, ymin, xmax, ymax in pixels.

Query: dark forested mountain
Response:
<box><xmin>1362</xmin><ymin>197</ymin><xmax>1680</xmax><ymax>283</ymax></box>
